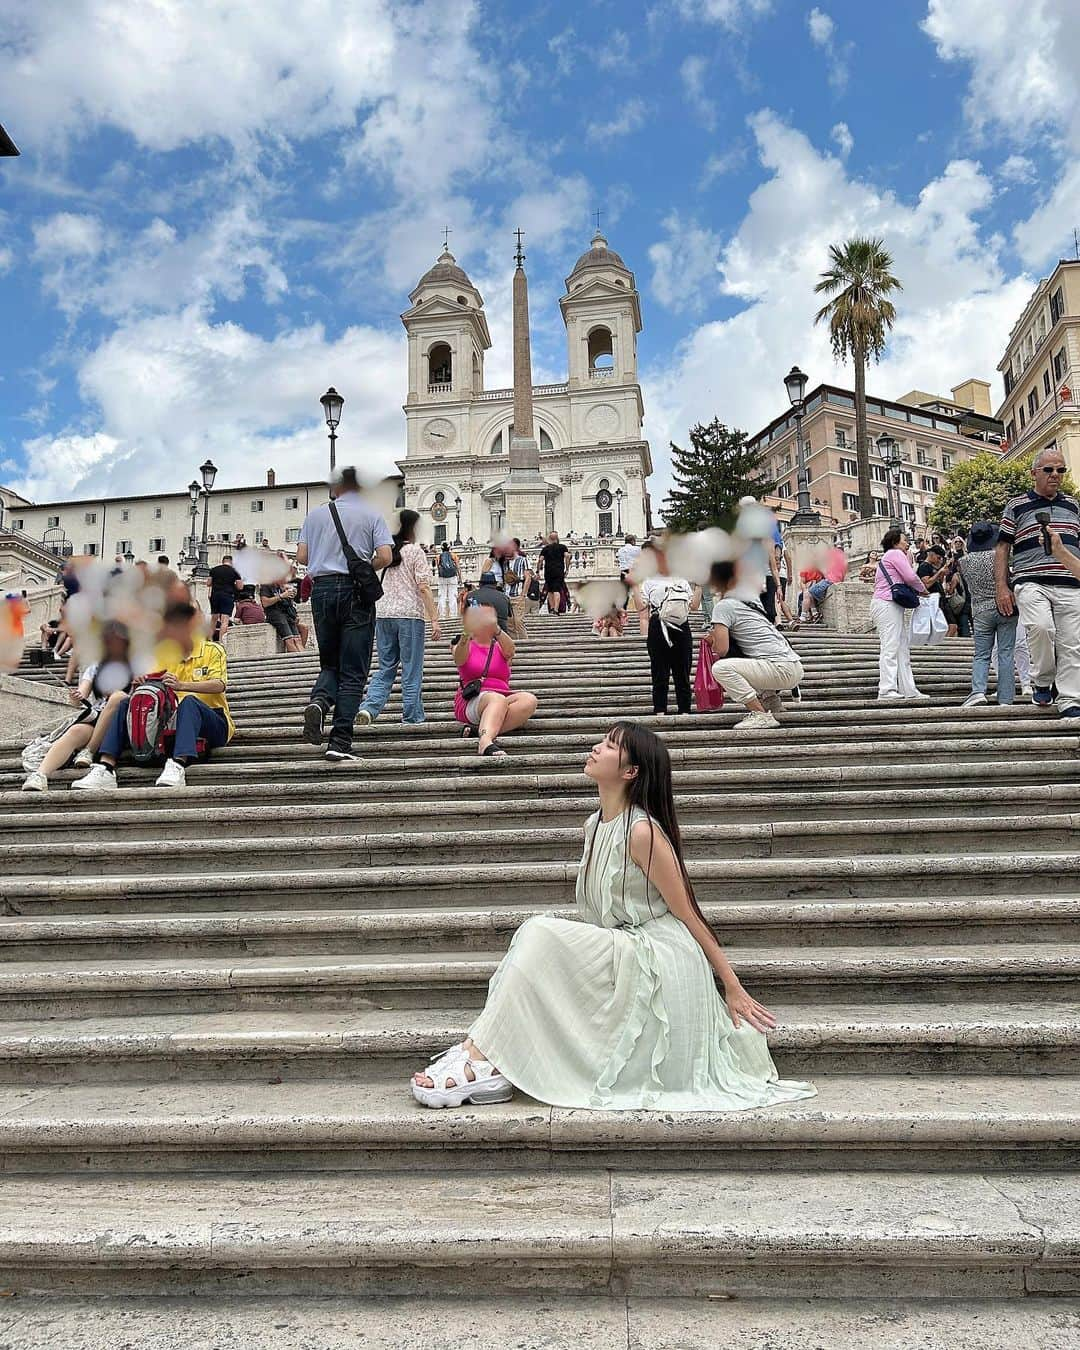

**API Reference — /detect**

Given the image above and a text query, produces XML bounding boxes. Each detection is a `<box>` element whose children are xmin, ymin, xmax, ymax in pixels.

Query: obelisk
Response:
<box><xmin>502</xmin><ymin>229</ymin><xmax>549</xmax><ymax>538</ymax></box>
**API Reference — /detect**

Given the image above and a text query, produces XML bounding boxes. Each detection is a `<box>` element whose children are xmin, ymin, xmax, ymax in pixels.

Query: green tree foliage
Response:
<box><xmin>662</xmin><ymin>419</ymin><xmax>775</xmax><ymax>532</ymax></box>
<box><xmin>814</xmin><ymin>237</ymin><xmax>903</xmax><ymax>518</ymax></box>
<box><xmin>928</xmin><ymin>452</ymin><xmax>1078</xmax><ymax>532</ymax></box>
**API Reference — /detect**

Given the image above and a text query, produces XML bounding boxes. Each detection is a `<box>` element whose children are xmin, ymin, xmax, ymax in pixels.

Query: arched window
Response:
<box><xmin>427</xmin><ymin>343</ymin><xmax>452</xmax><ymax>391</ymax></box>
<box><xmin>491</xmin><ymin>424</ymin><xmax>554</xmax><ymax>453</ymax></box>
<box><xmin>588</xmin><ymin>326</ymin><xmax>614</xmax><ymax>373</ymax></box>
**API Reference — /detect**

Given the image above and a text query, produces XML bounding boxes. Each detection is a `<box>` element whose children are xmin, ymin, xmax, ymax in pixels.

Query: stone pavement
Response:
<box><xmin>0</xmin><ymin>618</ymin><xmax>1078</xmax><ymax>1342</ymax></box>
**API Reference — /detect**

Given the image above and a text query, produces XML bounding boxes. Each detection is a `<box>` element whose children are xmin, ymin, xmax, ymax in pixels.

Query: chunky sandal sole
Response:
<box><xmin>411</xmin><ymin>1079</ymin><xmax>514</xmax><ymax>1109</ymax></box>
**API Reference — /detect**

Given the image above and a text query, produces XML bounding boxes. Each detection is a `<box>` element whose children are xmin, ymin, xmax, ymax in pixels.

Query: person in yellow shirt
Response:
<box><xmin>72</xmin><ymin>601</ymin><xmax>234</xmax><ymax>791</ymax></box>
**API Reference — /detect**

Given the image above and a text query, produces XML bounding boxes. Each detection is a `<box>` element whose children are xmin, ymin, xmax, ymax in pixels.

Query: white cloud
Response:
<box><xmin>999</xmin><ymin>154</ymin><xmax>1036</xmax><ymax>184</ymax></box>
<box><xmin>831</xmin><ymin>121</ymin><xmax>854</xmax><ymax>157</ymax></box>
<box><xmin>548</xmin><ymin>27</ymin><xmax>576</xmax><ymax>77</ymax></box>
<box><xmin>700</xmin><ymin>145</ymin><xmax>749</xmax><ymax>187</ymax></box>
<box><xmin>586</xmin><ymin>99</ymin><xmax>647</xmax><ymax>144</ymax></box>
<box><xmin>642</xmin><ymin>111</ymin><xmax>1035</xmax><ymax>503</ymax></box>
<box><xmin>807</xmin><ymin>7</ymin><xmax>851</xmax><ymax>92</ymax></box>
<box><xmin>596</xmin><ymin>30</ymin><xmax>632</xmax><ymax>72</ymax></box>
<box><xmin>676</xmin><ymin>0</ymin><xmax>772</xmax><ymax>27</ymax></box>
<box><xmin>12</xmin><ymin>307</ymin><xmax>405</xmax><ymax>502</ymax></box>
<box><xmin>681</xmin><ymin>55</ymin><xmax>717</xmax><ymax>130</ymax></box>
<box><xmin>922</xmin><ymin>0</ymin><xmax>1080</xmax><ymax>266</ymax></box>
<box><xmin>0</xmin><ymin>247</ymin><xmax>12</xmax><ymax>275</ymax></box>
<box><xmin>648</xmin><ymin>213</ymin><xmax>722</xmax><ymax>314</ymax></box>
<box><xmin>32</xmin><ymin>212</ymin><xmax>105</xmax><ymax>259</ymax></box>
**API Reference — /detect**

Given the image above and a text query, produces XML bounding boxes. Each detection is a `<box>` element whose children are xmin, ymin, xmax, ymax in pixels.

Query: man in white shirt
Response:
<box><xmin>617</xmin><ymin>534</ymin><xmax>641</xmax><ymax>581</ymax></box>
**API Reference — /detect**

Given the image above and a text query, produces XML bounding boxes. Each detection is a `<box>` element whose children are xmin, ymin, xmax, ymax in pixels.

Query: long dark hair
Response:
<box><xmin>581</xmin><ymin>721</ymin><xmax>716</xmax><ymax>936</ymax></box>
<box><xmin>388</xmin><ymin>509</ymin><xmax>420</xmax><ymax>568</ymax></box>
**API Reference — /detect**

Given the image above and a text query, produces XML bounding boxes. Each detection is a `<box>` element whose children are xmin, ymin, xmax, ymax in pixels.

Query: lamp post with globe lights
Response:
<box><xmin>187</xmin><ymin>480</ymin><xmax>201</xmax><ymax>568</ymax></box>
<box><xmin>320</xmin><ymin>387</ymin><xmax>344</xmax><ymax>477</ymax></box>
<box><xmin>454</xmin><ymin>495</ymin><xmax>462</xmax><ymax>547</ymax></box>
<box><xmin>194</xmin><ymin>458</ymin><xmax>217</xmax><ymax>578</ymax></box>
<box><xmin>783</xmin><ymin>365</ymin><xmax>820</xmax><ymax>525</ymax></box>
<box><xmin>876</xmin><ymin>432</ymin><xmax>903</xmax><ymax>530</ymax></box>
<box><xmin>615</xmin><ymin>486</ymin><xmax>624</xmax><ymax>537</ymax></box>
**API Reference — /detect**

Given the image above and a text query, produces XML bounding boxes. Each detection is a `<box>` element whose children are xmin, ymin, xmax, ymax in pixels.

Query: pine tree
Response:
<box><xmin>662</xmin><ymin>419</ymin><xmax>776</xmax><ymax>532</ymax></box>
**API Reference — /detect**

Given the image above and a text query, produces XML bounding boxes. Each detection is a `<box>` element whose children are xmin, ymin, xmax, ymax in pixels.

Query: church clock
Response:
<box><xmin>422</xmin><ymin>417</ymin><xmax>456</xmax><ymax>450</ymax></box>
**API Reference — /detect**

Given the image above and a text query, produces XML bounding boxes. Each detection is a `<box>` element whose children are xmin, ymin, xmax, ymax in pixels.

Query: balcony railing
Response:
<box><xmin>427</xmin><ymin>382</ymin><xmax>453</xmax><ymax>395</ymax></box>
<box><xmin>589</xmin><ymin>368</ymin><xmax>614</xmax><ymax>380</ymax></box>
<box><xmin>475</xmin><ymin>382</ymin><xmax>570</xmax><ymax>402</ymax></box>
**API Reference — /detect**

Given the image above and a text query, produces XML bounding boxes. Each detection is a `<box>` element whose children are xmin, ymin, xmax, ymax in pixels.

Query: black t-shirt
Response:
<box><xmin>917</xmin><ymin>559</ymin><xmax>946</xmax><ymax>600</ymax></box>
<box><xmin>468</xmin><ymin>584</ymin><xmax>511</xmax><ymax>632</ymax></box>
<box><xmin>539</xmin><ymin>543</ymin><xmax>569</xmax><ymax>584</ymax></box>
<box><xmin>208</xmin><ymin>564</ymin><xmax>240</xmax><ymax>596</ymax></box>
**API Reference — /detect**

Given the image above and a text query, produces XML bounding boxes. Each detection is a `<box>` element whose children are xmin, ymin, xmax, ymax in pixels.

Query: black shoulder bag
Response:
<box><xmin>460</xmin><ymin>640</ymin><xmax>497</xmax><ymax>701</ymax></box>
<box><xmin>328</xmin><ymin>500</ymin><xmax>383</xmax><ymax>608</ymax></box>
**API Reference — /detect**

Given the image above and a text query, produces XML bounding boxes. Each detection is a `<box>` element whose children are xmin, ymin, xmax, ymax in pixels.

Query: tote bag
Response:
<box><xmin>911</xmin><ymin>593</ymin><xmax>948</xmax><ymax>647</ymax></box>
<box><xmin>694</xmin><ymin>637</ymin><xmax>725</xmax><ymax>712</ymax></box>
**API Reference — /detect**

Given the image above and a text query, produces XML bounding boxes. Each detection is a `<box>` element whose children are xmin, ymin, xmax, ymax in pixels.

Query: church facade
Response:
<box><xmin>398</xmin><ymin>230</ymin><xmax>653</xmax><ymax>546</ymax></box>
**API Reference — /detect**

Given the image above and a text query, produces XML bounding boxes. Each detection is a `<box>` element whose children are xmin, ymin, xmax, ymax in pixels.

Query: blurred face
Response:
<box><xmin>898</xmin><ymin>534</ymin><xmax>909</xmax><ymax>551</ymax></box>
<box><xmin>548</xmin><ymin>532</ymin><xmax>558</xmax><ymax>544</ymax></box>
<box><xmin>464</xmin><ymin>603</ymin><xmax>498</xmax><ymax>637</ymax></box>
<box><xmin>584</xmin><ymin>729</ymin><xmax>637</xmax><ymax>786</ymax></box>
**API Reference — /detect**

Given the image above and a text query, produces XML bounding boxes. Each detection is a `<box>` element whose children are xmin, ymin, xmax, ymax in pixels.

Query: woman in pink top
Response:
<box><xmin>872</xmin><ymin>527</ymin><xmax>931</xmax><ymax>701</ymax></box>
<box><xmin>452</xmin><ymin>603</ymin><xmax>538</xmax><ymax>756</ymax></box>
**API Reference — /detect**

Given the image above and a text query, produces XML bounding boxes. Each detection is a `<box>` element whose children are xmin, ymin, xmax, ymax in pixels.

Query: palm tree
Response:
<box><xmin>814</xmin><ymin>238</ymin><xmax>903</xmax><ymax>518</ymax></box>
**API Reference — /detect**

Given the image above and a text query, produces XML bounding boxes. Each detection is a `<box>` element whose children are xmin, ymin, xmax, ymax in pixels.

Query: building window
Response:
<box><xmin>285</xmin><ymin>527</ymin><xmax>301</xmax><ymax>543</ymax></box>
<box><xmin>116</xmin><ymin>539</ymin><xmax>132</xmax><ymax>555</ymax></box>
<box><xmin>839</xmin><ymin>458</ymin><xmax>858</xmax><ymax>477</ymax></box>
<box><xmin>1028</xmin><ymin>389</ymin><xmax>1040</xmax><ymax>416</ymax></box>
<box><xmin>1044</xmin><ymin>369</ymin><xmax>1053</xmax><ymax>397</ymax></box>
<box><xmin>149</xmin><ymin>537</ymin><xmax>165</xmax><ymax>552</ymax></box>
<box><xmin>251</xmin><ymin>500</ymin><xmax>264</xmax><ymax>513</ymax></box>
<box><xmin>84</xmin><ymin>542</ymin><xmax>98</xmax><ymax>555</ymax></box>
<box><xmin>84</xmin><ymin>511</ymin><xmax>97</xmax><ymax>525</ymax></box>
<box><xmin>916</xmin><ymin>445</ymin><xmax>935</xmax><ymax>467</ymax></box>
<box><xmin>1004</xmin><ymin>367</ymin><xmax>1014</xmax><ymax>396</ymax></box>
<box><xmin>941</xmin><ymin>453</ymin><xmax>952</xmax><ymax>471</ymax></box>
<box><xmin>776</xmin><ymin>481</ymin><xmax>793</xmax><ymax>499</ymax></box>
<box><xmin>220</xmin><ymin>502</ymin><xmax>231</xmax><ymax>515</ymax></box>
<box><xmin>120</xmin><ymin>508</ymin><xmax>130</xmax><ymax>522</ymax></box>
<box><xmin>921</xmin><ymin>475</ymin><xmax>939</xmax><ymax>493</ymax></box>
<box><xmin>842</xmin><ymin>492</ymin><xmax>860</xmax><ymax>512</ymax></box>
<box><xmin>835</xmin><ymin>427</ymin><xmax>847</xmax><ymax>448</ymax></box>
<box><xmin>47</xmin><ymin>515</ymin><xmax>60</xmax><ymax>528</ymax></box>
<box><xmin>598</xmin><ymin>511</ymin><xmax>613</xmax><ymax>536</ymax></box>
<box><xmin>899</xmin><ymin>470</ymin><xmax>913</xmax><ymax>488</ymax></box>
<box><xmin>872</xmin><ymin>464</ymin><xmax>889</xmax><ymax>483</ymax></box>
<box><xmin>872</xmin><ymin>496</ymin><xmax>888</xmax><ymax>516</ymax></box>
<box><xmin>154</xmin><ymin>507</ymin><xmax>163</xmax><ymax>519</ymax></box>
<box><xmin>285</xmin><ymin>496</ymin><xmax>299</xmax><ymax>510</ymax></box>
<box><xmin>1007</xmin><ymin>419</ymin><xmax>1016</xmax><ymax>442</ymax></box>
<box><xmin>1019</xmin><ymin>405</ymin><xmax>1027</xmax><ymax>429</ymax></box>
<box><xmin>902</xmin><ymin>502</ymin><xmax>916</xmax><ymax>522</ymax></box>
<box><xmin>1050</xmin><ymin>286</ymin><xmax>1065</xmax><ymax>324</ymax></box>
<box><xmin>254</xmin><ymin>529</ymin><xmax>266</xmax><ymax>544</ymax></box>
<box><xmin>12</xmin><ymin>517</ymin><xmax>24</xmax><ymax>531</ymax></box>
<box><xmin>434</xmin><ymin>523</ymin><xmax>447</xmax><ymax>545</ymax></box>
<box><xmin>1054</xmin><ymin>347</ymin><xmax>1067</xmax><ymax>382</ymax></box>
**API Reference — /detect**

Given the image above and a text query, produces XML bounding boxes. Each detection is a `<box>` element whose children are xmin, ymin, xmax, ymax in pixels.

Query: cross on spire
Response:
<box><xmin>442</xmin><ymin>225</ymin><xmax>452</xmax><ymax>252</ymax></box>
<box><xmin>514</xmin><ymin>227</ymin><xmax>525</xmax><ymax>270</ymax></box>
<box><xmin>594</xmin><ymin>207</ymin><xmax>603</xmax><ymax>232</ymax></box>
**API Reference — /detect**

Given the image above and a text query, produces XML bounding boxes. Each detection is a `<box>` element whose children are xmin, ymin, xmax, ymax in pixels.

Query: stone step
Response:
<box><xmin>3</xmin><ymin>896</ymin><xmax>1075</xmax><ymax>963</ymax></box>
<box><xmin>0</xmin><ymin>944</ymin><xmax>1075</xmax><ymax>1018</ymax></box>
<box><xmin>0</xmin><ymin>1168</ymin><xmax>1073</xmax><ymax>1297</ymax></box>
<box><xmin>8</xmin><ymin>854</ymin><xmax>1080</xmax><ymax>917</ymax></box>
<box><xmin>3</xmin><ymin>1001</ymin><xmax>1074</xmax><ymax>1085</ymax></box>
<box><xmin>8</xmin><ymin>813</ymin><xmax>1079</xmax><ymax>879</ymax></box>
<box><xmin>3</xmin><ymin>1294</ymin><xmax>1076</xmax><ymax>1350</ymax></box>
<box><xmin>1</xmin><ymin>1075</ymin><xmax>1077</xmax><ymax>1174</ymax></box>
<box><xmin>3</xmin><ymin>782</ymin><xmax>1079</xmax><ymax>844</ymax></box>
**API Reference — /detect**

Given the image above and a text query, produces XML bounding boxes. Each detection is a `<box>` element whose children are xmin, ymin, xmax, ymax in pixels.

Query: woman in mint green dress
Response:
<box><xmin>412</xmin><ymin>721</ymin><xmax>816</xmax><ymax>1112</ymax></box>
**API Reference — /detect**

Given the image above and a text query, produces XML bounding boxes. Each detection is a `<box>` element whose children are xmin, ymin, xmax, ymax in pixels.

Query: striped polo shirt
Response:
<box><xmin>999</xmin><ymin>490</ymin><xmax>1080</xmax><ymax>588</ymax></box>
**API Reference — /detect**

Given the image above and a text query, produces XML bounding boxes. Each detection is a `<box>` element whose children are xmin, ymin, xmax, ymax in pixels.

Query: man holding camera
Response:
<box><xmin>297</xmin><ymin>466</ymin><xmax>393</xmax><ymax>759</ymax></box>
<box><xmin>996</xmin><ymin>448</ymin><xmax>1080</xmax><ymax>716</ymax></box>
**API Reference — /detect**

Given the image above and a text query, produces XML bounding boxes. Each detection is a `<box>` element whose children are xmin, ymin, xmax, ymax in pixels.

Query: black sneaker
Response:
<box><xmin>791</xmin><ymin>685</ymin><xmax>802</xmax><ymax>702</ymax></box>
<box><xmin>325</xmin><ymin>741</ymin><xmax>358</xmax><ymax>762</ymax></box>
<box><xmin>303</xmin><ymin>701</ymin><xmax>327</xmax><ymax>745</ymax></box>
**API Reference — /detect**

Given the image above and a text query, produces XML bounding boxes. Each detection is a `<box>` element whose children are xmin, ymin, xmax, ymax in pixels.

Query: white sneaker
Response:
<box><xmin>1021</xmin><ymin>685</ymin><xmax>1033</xmax><ymax>699</ymax></box>
<box><xmin>154</xmin><ymin>758</ymin><xmax>187</xmax><ymax>788</ymax></box>
<box><xmin>909</xmin><ymin>692</ymin><xmax>932</xmax><ymax>700</ymax></box>
<box><xmin>962</xmin><ymin>692</ymin><xmax>988</xmax><ymax>708</ymax></box>
<box><xmin>71</xmin><ymin>763</ymin><xmax>117</xmax><ymax>792</ymax></box>
<box><xmin>71</xmin><ymin>748</ymin><xmax>94</xmax><ymax>769</ymax></box>
<box><xmin>21</xmin><ymin>772</ymin><xmax>48</xmax><ymax>793</ymax></box>
<box><xmin>877</xmin><ymin>692</ymin><xmax>905</xmax><ymax>701</ymax></box>
<box><xmin>733</xmin><ymin>710</ymin><xmax>780</xmax><ymax>731</ymax></box>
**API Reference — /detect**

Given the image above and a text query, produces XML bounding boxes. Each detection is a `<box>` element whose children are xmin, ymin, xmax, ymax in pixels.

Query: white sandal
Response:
<box><xmin>411</xmin><ymin>1054</ymin><xmax>513</xmax><ymax>1109</ymax></box>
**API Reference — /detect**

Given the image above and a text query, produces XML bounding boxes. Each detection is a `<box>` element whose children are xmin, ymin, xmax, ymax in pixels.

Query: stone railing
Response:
<box><xmin>429</xmin><ymin>541</ymin><xmax>623</xmax><ymax>584</ymax></box>
<box><xmin>475</xmin><ymin>383</ymin><xmax>569</xmax><ymax>402</ymax></box>
<box><xmin>427</xmin><ymin>382</ymin><xmax>453</xmax><ymax>396</ymax></box>
<box><xmin>588</xmin><ymin>369</ymin><xmax>614</xmax><ymax>380</ymax></box>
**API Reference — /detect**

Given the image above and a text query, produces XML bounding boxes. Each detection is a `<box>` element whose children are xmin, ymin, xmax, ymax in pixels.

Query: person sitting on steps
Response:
<box><xmin>72</xmin><ymin>601</ymin><xmax>235</xmax><ymax>791</ymax></box>
<box><xmin>452</xmin><ymin>602</ymin><xmax>537</xmax><ymax>757</ymax></box>
<box><xmin>708</xmin><ymin>560</ymin><xmax>804</xmax><ymax>731</ymax></box>
<box><xmin>411</xmin><ymin>721</ymin><xmax>815</xmax><ymax>1111</ymax></box>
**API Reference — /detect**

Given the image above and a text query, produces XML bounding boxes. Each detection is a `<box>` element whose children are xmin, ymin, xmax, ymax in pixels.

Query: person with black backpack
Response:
<box><xmin>436</xmin><ymin>542</ymin><xmax>461</xmax><ymax>618</ymax></box>
<box><xmin>296</xmin><ymin>465</ymin><xmax>393</xmax><ymax>761</ymax></box>
<box><xmin>707</xmin><ymin>560</ymin><xmax>804</xmax><ymax>730</ymax></box>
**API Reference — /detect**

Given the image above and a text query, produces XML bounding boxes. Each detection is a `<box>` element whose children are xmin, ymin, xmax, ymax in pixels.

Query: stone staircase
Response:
<box><xmin>1</xmin><ymin>618</ymin><xmax>1079</xmax><ymax>1344</ymax></box>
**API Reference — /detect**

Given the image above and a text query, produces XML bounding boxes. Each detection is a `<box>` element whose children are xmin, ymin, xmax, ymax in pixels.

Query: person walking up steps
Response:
<box><xmin>435</xmin><ymin>542</ymin><xmax>460</xmax><ymax>620</ymax></box>
<box><xmin>297</xmin><ymin>466</ymin><xmax>393</xmax><ymax>760</ymax></box>
<box><xmin>958</xmin><ymin>521</ymin><xmax>1018</xmax><ymax>708</ymax></box>
<box><xmin>707</xmin><ymin>561</ymin><xmax>804</xmax><ymax>730</ymax></box>
<box><xmin>356</xmin><ymin>509</ymin><xmax>441</xmax><ymax>727</ymax></box>
<box><xmin>871</xmin><ymin>527</ymin><xmax>932</xmax><ymax>702</ymax></box>
<box><xmin>411</xmin><ymin>721</ymin><xmax>816</xmax><ymax>1111</ymax></box>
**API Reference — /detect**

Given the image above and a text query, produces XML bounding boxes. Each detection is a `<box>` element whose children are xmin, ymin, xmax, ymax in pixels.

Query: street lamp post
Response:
<box><xmin>783</xmin><ymin>365</ymin><xmax>820</xmax><ymax>525</ymax></box>
<box><xmin>187</xmin><ymin>480</ymin><xmax>201</xmax><ymax>567</ymax></box>
<box><xmin>320</xmin><ymin>387</ymin><xmax>344</xmax><ymax>476</ymax></box>
<box><xmin>615</xmin><ymin>487</ymin><xmax>624</xmax><ymax>537</ymax></box>
<box><xmin>876</xmin><ymin>433</ymin><xmax>902</xmax><ymax>529</ymax></box>
<box><xmin>195</xmin><ymin>458</ymin><xmax>217</xmax><ymax>577</ymax></box>
<box><xmin>453</xmin><ymin>496</ymin><xmax>462</xmax><ymax>546</ymax></box>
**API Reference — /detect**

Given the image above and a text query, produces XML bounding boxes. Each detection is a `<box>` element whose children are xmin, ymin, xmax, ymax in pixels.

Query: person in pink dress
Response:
<box><xmin>452</xmin><ymin>603</ymin><xmax>538</xmax><ymax>756</ymax></box>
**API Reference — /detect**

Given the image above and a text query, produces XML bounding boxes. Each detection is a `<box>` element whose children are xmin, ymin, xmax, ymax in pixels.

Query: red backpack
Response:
<box><xmin>125</xmin><ymin>678</ymin><xmax>179</xmax><ymax>764</ymax></box>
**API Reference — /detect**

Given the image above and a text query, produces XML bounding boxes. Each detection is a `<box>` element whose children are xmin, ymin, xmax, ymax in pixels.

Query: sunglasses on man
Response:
<box><xmin>1038</xmin><ymin>466</ymin><xmax>1066</xmax><ymax>474</ymax></box>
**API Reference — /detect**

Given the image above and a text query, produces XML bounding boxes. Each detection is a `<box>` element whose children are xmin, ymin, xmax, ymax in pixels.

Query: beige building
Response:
<box><xmin>996</xmin><ymin>258</ymin><xmax>1080</xmax><ymax>472</ymax></box>
<box><xmin>748</xmin><ymin>379</ymin><xmax>1004</xmax><ymax>531</ymax></box>
<box><xmin>399</xmin><ymin>231</ymin><xmax>653</xmax><ymax>545</ymax></box>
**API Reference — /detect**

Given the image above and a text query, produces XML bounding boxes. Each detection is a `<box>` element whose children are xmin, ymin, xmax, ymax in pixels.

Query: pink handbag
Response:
<box><xmin>694</xmin><ymin>637</ymin><xmax>725</xmax><ymax>712</ymax></box>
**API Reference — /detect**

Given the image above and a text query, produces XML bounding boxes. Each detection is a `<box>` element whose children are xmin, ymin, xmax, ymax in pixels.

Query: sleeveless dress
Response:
<box><xmin>468</xmin><ymin>807</ymin><xmax>817</xmax><ymax>1111</ymax></box>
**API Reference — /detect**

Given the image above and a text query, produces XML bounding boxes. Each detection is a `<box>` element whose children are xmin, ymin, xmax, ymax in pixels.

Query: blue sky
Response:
<box><xmin>1</xmin><ymin>0</ymin><xmax>1077</xmax><ymax>507</ymax></box>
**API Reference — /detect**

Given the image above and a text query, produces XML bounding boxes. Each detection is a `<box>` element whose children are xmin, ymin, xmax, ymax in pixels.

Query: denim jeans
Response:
<box><xmin>361</xmin><ymin>616</ymin><xmax>427</xmax><ymax>723</ymax></box>
<box><xmin>972</xmin><ymin>607</ymin><xmax>1017</xmax><ymax>703</ymax></box>
<box><xmin>309</xmin><ymin>576</ymin><xmax>376</xmax><ymax>745</ymax></box>
<box><xmin>99</xmin><ymin>695</ymin><xmax>229</xmax><ymax>762</ymax></box>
